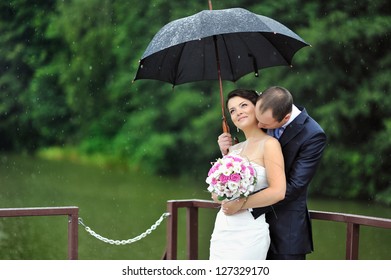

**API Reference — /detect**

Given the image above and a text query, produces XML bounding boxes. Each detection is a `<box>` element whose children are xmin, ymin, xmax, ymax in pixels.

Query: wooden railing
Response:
<box><xmin>164</xmin><ymin>199</ymin><xmax>391</xmax><ymax>260</ymax></box>
<box><xmin>0</xmin><ymin>206</ymin><xmax>79</xmax><ymax>260</ymax></box>
<box><xmin>2</xmin><ymin>203</ymin><xmax>390</xmax><ymax>260</ymax></box>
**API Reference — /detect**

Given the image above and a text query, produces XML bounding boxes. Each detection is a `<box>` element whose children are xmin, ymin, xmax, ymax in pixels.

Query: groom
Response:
<box><xmin>218</xmin><ymin>86</ymin><xmax>326</xmax><ymax>260</ymax></box>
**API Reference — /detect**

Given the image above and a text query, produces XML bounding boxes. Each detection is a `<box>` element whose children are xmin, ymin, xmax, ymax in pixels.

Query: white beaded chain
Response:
<box><xmin>78</xmin><ymin>212</ymin><xmax>170</xmax><ymax>245</ymax></box>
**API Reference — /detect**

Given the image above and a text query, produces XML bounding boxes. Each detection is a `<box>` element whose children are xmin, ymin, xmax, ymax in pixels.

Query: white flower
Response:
<box><xmin>206</xmin><ymin>155</ymin><xmax>257</xmax><ymax>201</ymax></box>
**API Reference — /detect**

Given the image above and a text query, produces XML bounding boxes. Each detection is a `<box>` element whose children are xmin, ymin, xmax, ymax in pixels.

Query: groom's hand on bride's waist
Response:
<box><xmin>251</xmin><ymin>206</ymin><xmax>274</xmax><ymax>219</ymax></box>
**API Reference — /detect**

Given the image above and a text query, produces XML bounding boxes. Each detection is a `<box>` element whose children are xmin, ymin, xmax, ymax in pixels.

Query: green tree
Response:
<box><xmin>1</xmin><ymin>0</ymin><xmax>390</xmax><ymax>204</ymax></box>
<box><xmin>290</xmin><ymin>1</ymin><xmax>391</xmax><ymax>203</ymax></box>
<box><xmin>0</xmin><ymin>0</ymin><xmax>74</xmax><ymax>150</ymax></box>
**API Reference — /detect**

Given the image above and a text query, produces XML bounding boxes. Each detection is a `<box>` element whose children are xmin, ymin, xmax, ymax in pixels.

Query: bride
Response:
<box><xmin>209</xmin><ymin>89</ymin><xmax>286</xmax><ymax>260</ymax></box>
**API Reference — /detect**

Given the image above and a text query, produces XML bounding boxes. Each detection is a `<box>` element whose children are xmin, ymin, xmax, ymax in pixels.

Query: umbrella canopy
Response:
<box><xmin>133</xmin><ymin>7</ymin><xmax>309</xmax><ymax>132</ymax></box>
<box><xmin>134</xmin><ymin>7</ymin><xmax>309</xmax><ymax>85</ymax></box>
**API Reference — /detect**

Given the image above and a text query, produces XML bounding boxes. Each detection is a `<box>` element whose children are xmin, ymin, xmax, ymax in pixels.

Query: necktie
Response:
<box><xmin>273</xmin><ymin>127</ymin><xmax>285</xmax><ymax>139</ymax></box>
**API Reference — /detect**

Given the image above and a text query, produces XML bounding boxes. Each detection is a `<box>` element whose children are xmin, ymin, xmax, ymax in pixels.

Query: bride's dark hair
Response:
<box><xmin>226</xmin><ymin>89</ymin><xmax>259</xmax><ymax>107</ymax></box>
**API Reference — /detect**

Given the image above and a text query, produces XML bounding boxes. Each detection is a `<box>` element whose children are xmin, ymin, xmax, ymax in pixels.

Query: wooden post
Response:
<box><xmin>346</xmin><ymin>223</ymin><xmax>360</xmax><ymax>260</ymax></box>
<box><xmin>186</xmin><ymin>206</ymin><xmax>198</xmax><ymax>260</ymax></box>
<box><xmin>166</xmin><ymin>201</ymin><xmax>178</xmax><ymax>260</ymax></box>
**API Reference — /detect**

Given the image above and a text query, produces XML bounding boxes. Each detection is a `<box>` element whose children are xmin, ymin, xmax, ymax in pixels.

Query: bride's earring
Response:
<box><xmin>237</xmin><ymin>127</ymin><xmax>240</xmax><ymax>133</ymax></box>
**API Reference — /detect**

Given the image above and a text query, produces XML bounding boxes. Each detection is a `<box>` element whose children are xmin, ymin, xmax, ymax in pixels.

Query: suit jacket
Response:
<box><xmin>251</xmin><ymin>107</ymin><xmax>327</xmax><ymax>255</ymax></box>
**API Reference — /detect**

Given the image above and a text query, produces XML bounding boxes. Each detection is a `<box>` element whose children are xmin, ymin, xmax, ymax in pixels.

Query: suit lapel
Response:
<box><xmin>279</xmin><ymin>108</ymin><xmax>308</xmax><ymax>147</ymax></box>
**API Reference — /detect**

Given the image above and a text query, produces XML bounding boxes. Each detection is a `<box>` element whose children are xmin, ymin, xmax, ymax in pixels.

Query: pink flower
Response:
<box><xmin>206</xmin><ymin>155</ymin><xmax>257</xmax><ymax>201</ymax></box>
<box><xmin>219</xmin><ymin>174</ymin><xmax>229</xmax><ymax>184</ymax></box>
<box><xmin>208</xmin><ymin>162</ymin><xmax>221</xmax><ymax>176</ymax></box>
<box><xmin>229</xmin><ymin>173</ymin><xmax>241</xmax><ymax>182</ymax></box>
<box><xmin>240</xmin><ymin>164</ymin><xmax>246</xmax><ymax>172</ymax></box>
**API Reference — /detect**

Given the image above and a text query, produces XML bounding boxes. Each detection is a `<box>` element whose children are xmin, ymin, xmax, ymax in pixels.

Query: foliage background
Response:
<box><xmin>1</xmin><ymin>0</ymin><xmax>390</xmax><ymax>205</ymax></box>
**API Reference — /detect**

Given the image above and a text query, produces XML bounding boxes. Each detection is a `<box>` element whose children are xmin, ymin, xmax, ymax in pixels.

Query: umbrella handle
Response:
<box><xmin>222</xmin><ymin>117</ymin><xmax>230</xmax><ymax>133</ymax></box>
<box><xmin>222</xmin><ymin>117</ymin><xmax>239</xmax><ymax>144</ymax></box>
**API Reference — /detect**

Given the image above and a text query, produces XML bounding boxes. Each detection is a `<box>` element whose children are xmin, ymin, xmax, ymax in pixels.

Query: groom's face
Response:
<box><xmin>255</xmin><ymin>101</ymin><xmax>281</xmax><ymax>129</ymax></box>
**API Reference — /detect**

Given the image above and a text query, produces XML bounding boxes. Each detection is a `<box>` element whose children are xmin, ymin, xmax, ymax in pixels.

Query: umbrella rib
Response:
<box><xmin>219</xmin><ymin>35</ymin><xmax>236</xmax><ymax>81</ymax></box>
<box><xmin>202</xmin><ymin>38</ymin><xmax>207</xmax><ymax>80</ymax></box>
<box><xmin>236</xmin><ymin>32</ymin><xmax>260</xmax><ymax>80</ymax></box>
<box><xmin>152</xmin><ymin>48</ymin><xmax>175</xmax><ymax>85</ymax></box>
<box><xmin>171</xmin><ymin>43</ymin><xmax>187</xmax><ymax>86</ymax></box>
<box><xmin>263</xmin><ymin>33</ymin><xmax>292</xmax><ymax>65</ymax></box>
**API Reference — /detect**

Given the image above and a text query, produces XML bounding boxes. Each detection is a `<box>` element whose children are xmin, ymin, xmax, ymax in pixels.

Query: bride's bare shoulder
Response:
<box><xmin>264</xmin><ymin>136</ymin><xmax>282</xmax><ymax>152</ymax></box>
<box><xmin>264</xmin><ymin>135</ymin><xmax>279</xmax><ymax>144</ymax></box>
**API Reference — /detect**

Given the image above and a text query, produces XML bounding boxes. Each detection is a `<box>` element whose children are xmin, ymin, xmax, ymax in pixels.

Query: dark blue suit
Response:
<box><xmin>252</xmin><ymin>107</ymin><xmax>326</xmax><ymax>258</ymax></box>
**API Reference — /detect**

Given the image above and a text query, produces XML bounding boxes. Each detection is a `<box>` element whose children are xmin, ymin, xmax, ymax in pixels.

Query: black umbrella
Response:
<box><xmin>134</xmin><ymin>6</ymin><xmax>309</xmax><ymax>133</ymax></box>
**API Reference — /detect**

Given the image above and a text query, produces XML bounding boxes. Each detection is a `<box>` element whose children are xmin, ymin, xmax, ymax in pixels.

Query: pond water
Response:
<box><xmin>0</xmin><ymin>154</ymin><xmax>390</xmax><ymax>260</ymax></box>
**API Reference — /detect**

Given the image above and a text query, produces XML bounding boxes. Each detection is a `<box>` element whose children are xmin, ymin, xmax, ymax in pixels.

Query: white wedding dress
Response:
<box><xmin>209</xmin><ymin>146</ymin><xmax>270</xmax><ymax>260</ymax></box>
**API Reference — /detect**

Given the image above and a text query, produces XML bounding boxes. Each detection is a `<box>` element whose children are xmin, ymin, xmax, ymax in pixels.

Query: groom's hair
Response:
<box><xmin>226</xmin><ymin>89</ymin><xmax>259</xmax><ymax>107</ymax></box>
<box><xmin>257</xmin><ymin>86</ymin><xmax>293</xmax><ymax>122</ymax></box>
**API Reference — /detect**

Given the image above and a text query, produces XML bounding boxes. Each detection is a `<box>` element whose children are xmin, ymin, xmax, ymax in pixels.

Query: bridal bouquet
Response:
<box><xmin>206</xmin><ymin>155</ymin><xmax>257</xmax><ymax>201</ymax></box>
